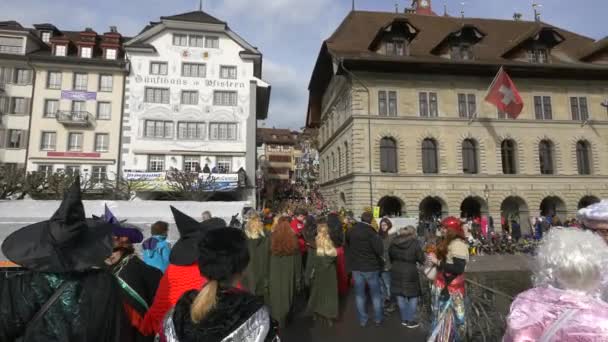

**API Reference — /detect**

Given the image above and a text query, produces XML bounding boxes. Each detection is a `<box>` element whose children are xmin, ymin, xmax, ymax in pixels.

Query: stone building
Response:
<box><xmin>306</xmin><ymin>4</ymin><xmax>608</xmax><ymax>231</ymax></box>
<box><xmin>25</xmin><ymin>25</ymin><xmax>128</xmax><ymax>182</ymax></box>
<box><xmin>121</xmin><ymin>10</ymin><xmax>270</xmax><ymax>203</ymax></box>
<box><xmin>0</xmin><ymin>21</ymin><xmax>38</xmax><ymax>169</ymax></box>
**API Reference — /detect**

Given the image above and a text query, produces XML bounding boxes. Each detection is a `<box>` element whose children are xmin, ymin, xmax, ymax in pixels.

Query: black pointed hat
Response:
<box><xmin>169</xmin><ymin>206</ymin><xmax>227</xmax><ymax>265</ymax></box>
<box><xmin>1</xmin><ymin>177</ymin><xmax>114</xmax><ymax>272</ymax></box>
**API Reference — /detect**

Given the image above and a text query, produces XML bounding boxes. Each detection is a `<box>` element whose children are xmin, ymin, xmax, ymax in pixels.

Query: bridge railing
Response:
<box><xmin>419</xmin><ymin>273</ymin><xmax>514</xmax><ymax>342</ymax></box>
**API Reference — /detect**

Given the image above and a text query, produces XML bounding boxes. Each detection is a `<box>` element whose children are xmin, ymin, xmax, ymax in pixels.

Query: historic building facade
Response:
<box><xmin>307</xmin><ymin>5</ymin><xmax>608</xmax><ymax>231</ymax></box>
<box><xmin>0</xmin><ymin>21</ymin><xmax>39</xmax><ymax>169</ymax></box>
<box><xmin>121</xmin><ymin>11</ymin><xmax>270</xmax><ymax>203</ymax></box>
<box><xmin>25</xmin><ymin>25</ymin><xmax>127</xmax><ymax>182</ymax></box>
<box><xmin>256</xmin><ymin>128</ymin><xmax>301</xmax><ymax>183</ymax></box>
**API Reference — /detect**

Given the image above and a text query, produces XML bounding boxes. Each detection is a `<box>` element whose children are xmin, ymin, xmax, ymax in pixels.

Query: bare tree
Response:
<box><xmin>112</xmin><ymin>174</ymin><xmax>151</xmax><ymax>200</ymax></box>
<box><xmin>0</xmin><ymin>165</ymin><xmax>25</xmax><ymax>199</ymax></box>
<box><xmin>165</xmin><ymin>169</ymin><xmax>217</xmax><ymax>201</ymax></box>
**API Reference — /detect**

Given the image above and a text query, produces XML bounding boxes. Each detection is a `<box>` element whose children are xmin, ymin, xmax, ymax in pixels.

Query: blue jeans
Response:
<box><xmin>396</xmin><ymin>296</ymin><xmax>418</xmax><ymax>322</ymax></box>
<box><xmin>352</xmin><ymin>271</ymin><xmax>383</xmax><ymax>325</ymax></box>
<box><xmin>380</xmin><ymin>271</ymin><xmax>391</xmax><ymax>300</ymax></box>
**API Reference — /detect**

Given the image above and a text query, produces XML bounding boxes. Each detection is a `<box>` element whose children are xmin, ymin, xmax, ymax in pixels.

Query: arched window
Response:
<box><xmin>501</xmin><ymin>139</ymin><xmax>517</xmax><ymax>174</ymax></box>
<box><xmin>380</xmin><ymin>137</ymin><xmax>397</xmax><ymax>173</ymax></box>
<box><xmin>539</xmin><ymin>140</ymin><xmax>554</xmax><ymax>175</ymax></box>
<box><xmin>576</xmin><ymin>140</ymin><xmax>591</xmax><ymax>175</ymax></box>
<box><xmin>344</xmin><ymin>141</ymin><xmax>350</xmax><ymax>174</ymax></box>
<box><xmin>422</xmin><ymin>138</ymin><xmax>438</xmax><ymax>174</ymax></box>
<box><xmin>462</xmin><ymin>139</ymin><xmax>478</xmax><ymax>174</ymax></box>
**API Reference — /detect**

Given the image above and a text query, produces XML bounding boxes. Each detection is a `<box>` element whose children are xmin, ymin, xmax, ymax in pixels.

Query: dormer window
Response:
<box><xmin>451</xmin><ymin>43</ymin><xmax>474</xmax><ymax>60</ymax></box>
<box><xmin>41</xmin><ymin>31</ymin><xmax>51</xmax><ymax>43</ymax></box>
<box><xmin>528</xmin><ymin>48</ymin><xmax>549</xmax><ymax>63</ymax></box>
<box><xmin>105</xmin><ymin>48</ymin><xmax>117</xmax><ymax>60</ymax></box>
<box><xmin>369</xmin><ymin>19</ymin><xmax>419</xmax><ymax>57</ymax></box>
<box><xmin>385</xmin><ymin>39</ymin><xmax>408</xmax><ymax>56</ymax></box>
<box><xmin>81</xmin><ymin>47</ymin><xmax>92</xmax><ymax>58</ymax></box>
<box><xmin>55</xmin><ymin>45</ymin><xmax>66</xmax><ymax>57</ymax></box>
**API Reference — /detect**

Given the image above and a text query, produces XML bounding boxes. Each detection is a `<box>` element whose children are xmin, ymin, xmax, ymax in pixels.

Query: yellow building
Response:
<box><xmin>25</xmin><ymin>26</ymin><xmax>127</xmax><ymax>183</ymax></box>
<box><xmin>306</xmin><ymin>7</ymin><xmax>608</xmax><ymax>232</ymax></box>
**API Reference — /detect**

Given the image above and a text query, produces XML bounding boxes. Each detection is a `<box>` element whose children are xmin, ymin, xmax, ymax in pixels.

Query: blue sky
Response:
<box><xmin>3</xmin><ymin>0</ymin><xmax>607</xmax><ymax>129</ymax></box>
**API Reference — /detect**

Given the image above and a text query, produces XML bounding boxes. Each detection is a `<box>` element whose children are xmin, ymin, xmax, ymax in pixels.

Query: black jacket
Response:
<box><xmin>345</xmin><ymin>222</ymin><xmax>384</xmax><ymax>272</ymax></box>
<box><xmin>389</xmin><ymin>235</ymin><xmax>425</xmax><ymax>297</ymax></box>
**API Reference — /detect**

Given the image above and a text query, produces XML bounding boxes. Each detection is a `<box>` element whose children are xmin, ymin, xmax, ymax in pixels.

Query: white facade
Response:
<box><xmin>122</xmin><ymin>12</ymin><xmax>270</xmax><ymax>203</ymax></box>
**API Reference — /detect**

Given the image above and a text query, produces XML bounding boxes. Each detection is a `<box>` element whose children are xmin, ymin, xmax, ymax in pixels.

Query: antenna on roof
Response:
<box><xmin>532</xmin><ymin>3</ymin><xmax>542</xmax><ymax>22</ymax></box>
<box><xmin>443</xmin><ymin>2</ymin><xmax>448</xmax><ymax>16</ymax></box>
<box><xmin>460</xmin><ymin>1</ymin><xmax>466</xmax><ymax>18</ymax></box>
<box><xmin>395</xmin><ymin>3</ymin><xmax>399</xmax><ymax>13</ymax></box>
<box><xmin>199</xmin><ymin>0</ymin><xmax>203</xmax><ymax>11</ymax></box>
<box><xmin>352</xmin><ymin>0</ymin><xmax>355</xmax><ymax>11</ymax></box>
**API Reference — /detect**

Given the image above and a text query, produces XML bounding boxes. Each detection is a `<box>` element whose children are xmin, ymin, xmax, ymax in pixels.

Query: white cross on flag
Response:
<box><xmin>485</xmin><ymin>67</ymin><xmax>524</xmax><ymax>119</ymax></box>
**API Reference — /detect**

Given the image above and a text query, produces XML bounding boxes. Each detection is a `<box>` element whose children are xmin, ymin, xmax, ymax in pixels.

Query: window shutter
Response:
<box><xmin>19</xmin><ymin>130</ymin><xmax>28</xmax><ymax>149</ymax></box>
<box><xmin>4</xmin><ymin>68</ymin><xmax>13</xmax><ymax>84</ymax></box>
<box><xmin>24</xmin><ymin>98</ymin><xmax>31</xmax><ymax>115</ymax></box>
<box><xmin>0</xmin><ymin>129</ymin><xmax>5</xmax><ymax>148</ymax></box>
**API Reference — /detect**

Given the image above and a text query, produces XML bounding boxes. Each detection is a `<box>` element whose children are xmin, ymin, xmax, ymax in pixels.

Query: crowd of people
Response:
<box><xmin>1</xmin><ymin>177</ymin><xmax>608</xmax><ymax>341</ymax></box>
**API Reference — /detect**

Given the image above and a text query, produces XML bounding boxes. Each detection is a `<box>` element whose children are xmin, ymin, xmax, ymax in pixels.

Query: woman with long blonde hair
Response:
<box><xmin>305</xmin><ymin>222</ymin><xmax>339</xmax><ymax>326</ymax></box>
<box><xmin>243</xmin><ymin>216</ymin><xmax>271</xmax><ymax>301</ymax></box>
<box><xmin>268</xmin><ymin>217</ymin><xmax>302</xmax><ymax>327</ymax></box>
<box><xmin>160</xmin><ymin>227</ymin><xmax>279</xmax><ymax>341</ymax></box>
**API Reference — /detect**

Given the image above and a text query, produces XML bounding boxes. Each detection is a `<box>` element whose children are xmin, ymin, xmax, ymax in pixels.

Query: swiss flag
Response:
<box><xmin>485</xmin><ymin>67</ymin><xmax>524</xmax><ymax>119</ymax></box>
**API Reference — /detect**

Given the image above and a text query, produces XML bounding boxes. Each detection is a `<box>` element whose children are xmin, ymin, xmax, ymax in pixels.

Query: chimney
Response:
<box><xmin>110</xmin><ymin>26</ymin><xmax>117</xmax><ymax>33</ymax></box>
<box><xmin>513</xmin><ymin>13</ymin><xmax>522</xmax><ymax>21</ymax></box>
<box><xmin>85</xmin><ymin>27</ymin><xmax>94</xmax><ymax>32</ymax></box>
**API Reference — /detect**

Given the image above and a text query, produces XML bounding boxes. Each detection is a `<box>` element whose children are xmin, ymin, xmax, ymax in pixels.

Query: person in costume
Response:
<box><xmin>305</xmin><ymin>221</ymin><xmax>338</xmax><ymax>326</ymax></box>
<box><xmin>577</xmin><ymin>199</ymin><xmax>608</xmax><ymax>302</ymax></box>
<box><xmin>0</xmin><ymin>177</ymin><xmax>128</xmax><ymax>341</ymax></box>
<box><xmin>142</xmin><ymin>221</ymin><xmax>171</xmax><ymax>273</ymax></box>
<box><xmin>327</xmin><ymin>212</ymin><xmax>349</xmax><ymax>297</ymax></box>
<box><xmin>104</xmin><ymin>211</ymin><xmax>162</xmax><ymax>342</ymax></box>
<box><xmin>503</xmin><ymin>228</ymin><xmax>608</xmax><ymax>341</ymax></box>
<box><xmin>389</xmin><ymin>226</ymin><xmax>425</xmax><ymax>328</ymax></box>
<box><xmin>268</xmin><ymin>217</ymin><xmax>302</xmax><ymax>327</ymax></box>
<box><xmin>428</xmin><ymin>216</ymin><xmax>470</xmax><ymax>342</ymax></box>
<box><xmin>242</xmin><ymin>215</ymin><xmax>271</xmax><ymax>302</ymax></box>
<box><xmin>140</xmin><ymin>207</ymin><xmax>227</xmax><ymax>335</ymax></box>
<box><xmin>161</xmin><ymin>227</ymin><xmax>280</xmax><ymax>342</ymax></box>
<box><xmin>379</xmin><ymin>217</ymin><xmax>397</xmax><ymax>313</ymax></box>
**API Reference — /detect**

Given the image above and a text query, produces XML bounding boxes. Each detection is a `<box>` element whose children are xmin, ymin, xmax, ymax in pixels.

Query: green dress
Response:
<box><xmin>305</xmin><ymin>253</ymin><xmax>338</xmax><ymax>320</ymax></box>
<box><xmin>268</xmin><ymin>252</ymin><xmax>302</xmax><ymax>327</ymax></box>
<box><xmin>242</xmin><ymin>236</ymin><xmax>270</xmax><ymax>301</ymax></box>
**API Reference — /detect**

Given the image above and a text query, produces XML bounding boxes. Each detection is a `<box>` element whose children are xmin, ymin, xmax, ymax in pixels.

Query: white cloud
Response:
<box><xmin>262</xmin><ymin>59</ymin><xmax>308</xmax><ymax>129</ymax></box>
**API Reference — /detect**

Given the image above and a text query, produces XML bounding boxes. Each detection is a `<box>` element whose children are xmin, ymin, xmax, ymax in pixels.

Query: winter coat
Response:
<box><xmin>161</xmin><ymin>287</ymin><xmax>279</xmax><ymax>342</ymax></box>
<box><xmin>345</xmin><ymin>222</ymin><xmax>384</xmax><ymax>272</ymax></box>
<box><xmin>113</xmin><ymin>255</ymin><xmax>163</xmax><ymax>342</ymax></box>
<box><xmin>242</xmin><ymin>236</ymin><xmax>270</xmax><ymax>300</ymax></box>
<box><xmin>381</xmin><ymin>233</ymin><xmax>397</xmax><ymax>272</ymax></box>
<box><xmin>336</xmin><ymin>247</ymin><xmax>349</xmax><ymax>296</ymax></box>
<box><xmin>142</xmin><ymin>236</ymin><xmax>171</xmax><ymax>273</ymax></box>
<box><xmin>268</xmin><ymin>252</ymin><xmax>302</xmax><ymax>327</ymax></box>
<box><xmin>504</xmin><ymin>286</ymin><xmax>608</xmax><ymax>342</ymax></box>
<box><xmin>389</xmin><ymin>234</ymin><xmax>425</xmax><ymax>297</ymax></box>
<box><xmin>305</xmin><ymin>253</ymin><xmax>338</xmax><ymax>320</ymax></box>
<box><xmin>0</xmin><ymin>269</ymin><xmax>129</xmax><ymax>342</ymax></box>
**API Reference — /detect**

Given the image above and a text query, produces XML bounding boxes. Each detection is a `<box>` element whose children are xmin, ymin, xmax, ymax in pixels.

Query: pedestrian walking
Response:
<box><xmin>160</xmin><ymin>227</ymin><xmax>280</xmax><ymax>341</ymax></box>
<box><xmin>379</xmin><ymin>217</ymin><xmax>397</xmax><ymax>313</ymax></box>
<box><xmin>0</xmin><ymin>177</ymin><xmax>127</xmax><ymax>341</ymax></box>
<box><xmin>243</xmin><ymin>215</ymin><xmax>271</xmax><ymax>301</ymax></box>
<box><xmin>305</xmin><ymin>222</ymin><xmax>339</xmax><ymax>326</ymax></box>
<box><xmin>328</xmin><ymin>212</ymin><xmax>349</xmax><ymax>296</ymax></box>
<box><xmin>269</xmin><ymin>217</ymin><xmax>302</xmax><ymax>327</ymax></box>
<box><xmin>428</xmin><ymin>216</ymin><xmax>470</xmax><ymax>341</ymax></box>
<box><xmin>346</xmin><ymin>211</ymin><xmax>384</xmax><ymax>327</ymax></box>
<box><xmin>511</xmin><ymin>220</ymin><xmax>521</xmax><ymax>242</ymax></box>
<box><xmin>389</xmin><ymin>226</ymin><xmax>425</xmax><ymax>328</ymax></box>
<box><xmin>142</xmin><ymin>221</ymin><xmax>171</xmax><ymax>273</ymax></box>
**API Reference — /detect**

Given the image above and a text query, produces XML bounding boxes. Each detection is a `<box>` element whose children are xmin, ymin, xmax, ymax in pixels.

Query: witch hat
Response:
<box><xmin>1</xmin><ymin>176</ymin><xmax>114</xmax><ymax>272</ymax></box>
<box><xmin>104</xmin><ymin>204</ymin><xmax>143</xmax><ymax>244</ymax></box>
<box><xmin>169</xmin><ymin>206</ymin><xmax>227</xmax><ymax>265</ymax></box>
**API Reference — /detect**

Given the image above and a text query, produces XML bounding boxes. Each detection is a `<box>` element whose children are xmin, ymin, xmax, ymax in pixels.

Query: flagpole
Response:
<box><xmin>470</xmin><ymin>65</ymin><xmax>504</xmax><ymax>125</ymax></box>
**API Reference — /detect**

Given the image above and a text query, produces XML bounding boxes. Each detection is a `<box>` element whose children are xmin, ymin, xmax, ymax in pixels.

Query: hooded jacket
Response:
<box><xmin>389</xmin><ymin>234</ymin><xmax>425</xmax><ymax>297</ymax></box>
<box><xmin>142</xmin><ymin>235</ymin><xmax>171</xmax><ymax>273</ymax></box>
<box><xmin>345</xmin><ymin>222</ymin><xmax>384</xmax><ymax>272</ymax></box>
<box><xmin>503</xmin><ymin>286</ymin><xmax>608</xmax><ymax>342</ymax></box>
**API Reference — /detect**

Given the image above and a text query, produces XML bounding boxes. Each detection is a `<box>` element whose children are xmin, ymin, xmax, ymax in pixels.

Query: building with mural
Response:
<box><xmin>121</xmin><ymin>10</ymin><xmax>270</xmax><ymax>203</ymax></box>
<box><xmin>306</xmin><ymin>1</ymin><xmax>608</xmax><ymax>231</ymax></box>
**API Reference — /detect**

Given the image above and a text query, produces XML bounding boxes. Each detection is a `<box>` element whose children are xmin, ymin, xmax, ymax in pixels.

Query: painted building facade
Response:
<box><xmin>307</xmin><ymin>6</ymin><xmax>608</xmax><ymax>232</ymax></box>
<box><xmin>122</xmin><ymin>11</ymin><xmax>270</xmax><ymax>202</ymax></box>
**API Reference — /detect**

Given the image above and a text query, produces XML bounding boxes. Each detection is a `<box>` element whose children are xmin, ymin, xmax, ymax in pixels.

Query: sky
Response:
<box><xmin>2</xmin><ymin>0</ymin><xmax>607</xmax><ymax>130</ymax></box>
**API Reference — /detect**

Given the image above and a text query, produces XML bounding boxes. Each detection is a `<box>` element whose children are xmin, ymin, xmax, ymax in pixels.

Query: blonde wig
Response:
<box><xmin>245</xmin><ymin>216</ymin><xmax>265</xmax><ymax>239</ymax></box>
<box><xmin>316</xmin><ymin>224</ymin><xmax>337</xmax><ymax>257</ymax></box>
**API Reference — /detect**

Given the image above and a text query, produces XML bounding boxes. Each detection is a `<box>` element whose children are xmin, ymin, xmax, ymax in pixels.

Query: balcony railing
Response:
<box><xmin>56</xmin><ymin>111</ymin><xmax>95</xmax><ymax>127</ymax></box>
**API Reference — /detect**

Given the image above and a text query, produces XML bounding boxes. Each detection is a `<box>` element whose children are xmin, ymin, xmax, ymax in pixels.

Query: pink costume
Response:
<box><xmin>503</xmin><ymin>286</ymin><xmax>608</xmax><ymax>341</ymax></box>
